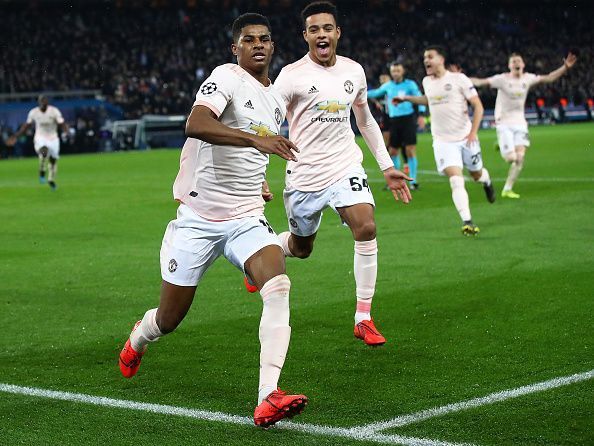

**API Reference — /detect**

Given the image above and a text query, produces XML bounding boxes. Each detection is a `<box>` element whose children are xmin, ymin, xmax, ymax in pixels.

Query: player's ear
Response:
<box><xmin>231</xmin><ymin>43</ymin><xmax>238</xmax><ymax>57</ymax></box>
<box><xmin>302</xmin><ymin>30</ymin><xmax>307</xmax><ymax>42</ymax></box>
<box><xmin>336</xmin><ymin>26</ymin><xmax>341</xmax><ymax>40</ymax></box>
<box><xmin>270</xmin><ymin>41</ymin><xmax>275</xmax><ymax>55</ymax></box>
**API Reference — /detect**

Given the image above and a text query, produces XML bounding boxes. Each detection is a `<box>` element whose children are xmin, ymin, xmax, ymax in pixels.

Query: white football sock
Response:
<box><xmin>449</xmin><ymin>176</ymin><xmax>472</xmax><ymax>222</ymax></box>
<box><xmin>477</xmin><ymin>167</ymin><xmax>491</xmax><ymax>185</ymax></box>
<box><xmin>129</xmin><ymin>308</ymin><xmax>163</xmax><ymax>352</ymax></box>
<box><xmin>354</xmin><ymin>239</ymin><xmax>378</xmax><ymax>324</ymax></box>
<box><xmin>48</xmin><ymin>161</ymin><xmax>57</xmax><ymax>182</ymax></box>
<box><xmin>277</xmin><ymin>232</ymin><xmax>295</xmax><ymax>257</ymax></box>
<box><xmin>504</xmin><ymin>160</ymin><xmax>523</xmax><ymax>191</ymax></box>
<box><xmin>258</xmin><ymin>274</ymin><xmax>291</xmax><ymax>404</ymax></box>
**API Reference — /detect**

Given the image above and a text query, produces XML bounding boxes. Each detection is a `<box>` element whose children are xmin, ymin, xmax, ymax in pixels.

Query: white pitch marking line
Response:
<box><xmin>357</xmin><ymin>369</ymin><xmax>594</xmax><ymax>434</ymax></box>
<box><xmin>0</xmin><ymin>383</ymin><xmax>471</xmax><ymax>446</ymax></box>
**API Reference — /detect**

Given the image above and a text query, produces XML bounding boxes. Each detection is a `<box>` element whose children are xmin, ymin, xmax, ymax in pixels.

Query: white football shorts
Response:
<box><xmin>34</xmin><ymin>136</ymin><xmax>60</xmax><ymax>159</ymax></box>
<box><xmin>160</xmin><ymin>204</ymin><xmax>281</xmax><ymax>286</ymax></box>
<box><xmin>496</xmin><ymin>125</ymin><xmax>530</xmax><ymax>160</ymax></box>
<box><xmin>283</xmin><ymin>165</ymin><xmax>375</xmax><ymax>237</ymax></box>
<box><xmin>433</xmin><ymin>139</ymin><xmax>484</xmax><ymax>174</ymax></box>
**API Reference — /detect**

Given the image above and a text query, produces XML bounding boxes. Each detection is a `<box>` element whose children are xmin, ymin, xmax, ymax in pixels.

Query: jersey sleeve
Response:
<box><xmin>26</xmin><ymin>109</ymin><xmax>34</xmax><ymax>124</ymax></box>
<box><xmin>459</xmin><ymin>74</ymin><xmax>478</xmax><ymax>100</ymax></box>
<box><xmin>354</xmin><ymin>65</ymin><xmax>369</xmax><ymax>106</ymax></box>
<box><xmin>526</xmin><ymin>73</ymin><xmax>542</xmax><ymax>87</ymax></box>
<box><xmin>54</xmin><ymin>108</ymin><xmax>65</xmax><ymax>125</ymax></box>
<box><xmin>487</xmin><ymin>73</ymin><xmax>505</xmax><ymax>89</ymax></box>
<box><xmin>193</xmin><ymin>66</ymin><xmax>240</xmax><ymax>117</ymax></box>
<box><xmin>273</xmin><ymin>68</ymin><xmax>293</xmax><ymax>107</ymax></box>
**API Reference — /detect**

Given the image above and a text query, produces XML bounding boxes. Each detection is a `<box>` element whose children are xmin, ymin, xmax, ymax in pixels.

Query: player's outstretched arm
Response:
<box><xmin>6</xmin><ymin>122</ymin><xmax>31</xmax><ymax>146</ymax></box>
<box><xmin>538</xmin><ymin>52</ymin><xmax>577</xmax><ymax>84</ymax></box>
<box><xmin>393</xmin><ymin>95</ymin><xmax>428</xmax><ymax>106</ymax></box>
<box><xmin>186</xmin><ymin>105</ymin><xmax>298</xmax><ymax>162</ymax></box>
<box><xmin>469</xmin><ymin>77</ymin><xmax>490</xmax><ymax>88</ymax></box>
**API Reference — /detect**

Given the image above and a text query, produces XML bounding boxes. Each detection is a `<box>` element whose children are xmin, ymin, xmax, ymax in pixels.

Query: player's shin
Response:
<box><xmin>130</xmin><ymin>308</ymin><xmax>163</xmax><ymax>352</ymax></box>
<box><xmin>449</xmin><ymin>176</ymin><xmax>472</xmax><ymax>221</ymax></box>
<box><xmin>48</xmin><ymin>159</ymin><xmax>57</xmax><ymax>182</ymax></box>
<box><xmin>258</xmin><ymin>274</ymin><xmax>291</xmax><ymax>404</ymax></box>
<box><xmin>354</xmin><ymin>239</ymin><xmax>378</xmax><ymax>323</ymax></box>
<box><xmin>504</xmin><ymin>160</ymin><xmax>524</xmax><ymax>191</ymax></box>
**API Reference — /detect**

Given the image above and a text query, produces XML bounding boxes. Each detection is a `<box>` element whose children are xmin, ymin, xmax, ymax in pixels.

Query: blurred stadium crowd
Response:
<box><xmin>0</xmin><ymin>0</ymin><xmax>591</xmax><ymax>154</ymax></box>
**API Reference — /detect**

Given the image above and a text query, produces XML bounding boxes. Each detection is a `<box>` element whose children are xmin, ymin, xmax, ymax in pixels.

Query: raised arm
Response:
<box><xmin>186</xmin><ymin>105</ymin><xmax>298</xmax><ymax>162</ymax></box>
<box><xmin>538</xmin><ymin>52</ymin><xmax>577</xmax><ymax>84</ymax></box>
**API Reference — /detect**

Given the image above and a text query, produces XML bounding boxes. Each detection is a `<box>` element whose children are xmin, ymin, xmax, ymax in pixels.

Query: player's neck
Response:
<box><xmin>240</xmin><ymin>65</ymin><xmax>271</xmax><ymax>87</ymax></box>
<box><xmin>433</xmin><ymin>66</ymin><xmax>446</xmax><ymax>78</ymax></box>
<box><xmin>511</xmin><ymin>70</ymin><xmax>523</xmax><ymax>78</ymax></box>
<box><xmin>307</xmin><ymin>51</ymin><xmax>337</xmax><ymax>68</ymax></box>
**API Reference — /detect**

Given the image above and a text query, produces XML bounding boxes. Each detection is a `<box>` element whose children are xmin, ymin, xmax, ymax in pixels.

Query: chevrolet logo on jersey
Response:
<box><xmin>315</xmin><ymin>100</ymin><xmax>349</xmax><ymax>114</ymax></box>
<box><xmin>249</xmin><ymin>122</ymin><xmax>277</xmax><ymax>137</ymax></box>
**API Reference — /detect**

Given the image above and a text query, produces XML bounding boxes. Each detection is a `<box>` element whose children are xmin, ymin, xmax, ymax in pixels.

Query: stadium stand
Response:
<box><xmin>0</xmin><ymin>0</ymin><xmax>591</xmax><ymax>153</ymax></box>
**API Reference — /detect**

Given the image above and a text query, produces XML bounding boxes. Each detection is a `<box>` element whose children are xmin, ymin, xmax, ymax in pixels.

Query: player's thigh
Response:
<box><xmin>433</xmin><ymin>140</ymin><xmax>463</xmax><ymax>174</ymax></box>
<box><xmin>283</xmin><ymin>188</ymin><xmax>329</xmax><ymax>237</ymax></box>
<box><xmin>462</xmin><ymin>140</ymin><xmax>484</xmax><ymax>173</ymax></box>
<box><xmin>46</xmin><ymin>140</ymin><xmax>60</xmax><ymax>159</ymax></box>
<box><xmin>243</xmin><ymin>244</ymin><xmax>286</xmax><ymax>289</ymax></box>
<box><xmin>336</xmin><ymin>203</ymin><xmax>376</xmax><ymax>240</ymax></box>
<box><xmin>160</xmin><ymin>204</ymin><xmax>224</xmax><ymax>287</ymax></box>
<box><xmin>496</xmin><ymin>126</ymin><xmax>516</xmax><ymax>161</ymax></box>
<box><xmin>224</xmin><ymin>215</ymin><xmax>284</xmax><ymax>287</ymax></box>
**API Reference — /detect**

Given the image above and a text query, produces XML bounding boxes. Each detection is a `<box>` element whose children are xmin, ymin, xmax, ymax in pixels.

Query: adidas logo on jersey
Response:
<box><xmin>308</xmin><ymin>86</ymin><xmax>318</xmax><ymax>94</ymax></box>
<box><xmin>244</xmin><ymin>100</ymin><xmax>254</xmax><ymax>109</ymax></box>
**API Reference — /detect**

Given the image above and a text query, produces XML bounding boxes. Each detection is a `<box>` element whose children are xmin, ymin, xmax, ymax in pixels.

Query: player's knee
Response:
<box><xmin>291</xmin><ymin>244</ymin><xmax>313</xmax><ymax>259</ymax></box>
<box><xmin>504</xmin><ymin>153</ymin><xmax>517</xmax><ymax>163</ymax></box>
<box><xmin>49</xmin><ymin>156</ymin><xmax>57</xmax><ymax>165</ymax></box>
<box><xmin>354</xmin><ymin>221</ymin><xmax>377</xmax><ymax>240</ymax></box>
<box><xmin>449</xmin><ymin>175</ymin><xmax>465</xmax><ymax>190</ymax></box>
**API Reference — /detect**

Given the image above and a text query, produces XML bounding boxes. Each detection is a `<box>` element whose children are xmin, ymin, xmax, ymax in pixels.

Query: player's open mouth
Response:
<box><xmin>316</xmin><ymin>42</ymin><xmax>330</xmax><ymax>57</ymax></box>
<box><xmin>253</xmin><ymin>53</ymin><xmax>266</xmax><ymax>61</ymax></box>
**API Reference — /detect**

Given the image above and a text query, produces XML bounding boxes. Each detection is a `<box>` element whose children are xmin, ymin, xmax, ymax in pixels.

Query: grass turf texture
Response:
<box><xmin>0</xmin><ymin>123</ymin><xmax>593</xmax><ymax>445</ymax></box>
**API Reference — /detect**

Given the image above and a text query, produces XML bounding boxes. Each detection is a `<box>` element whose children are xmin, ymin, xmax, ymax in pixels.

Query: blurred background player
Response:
<box><xmin>273</xmin><ymin>1</ymin><xmax>412</xmax><ymax>346</ymax></box>
<box><xmin>471</xmin><ymin>52</ymin><xmax>578</xmax><ymax>198</ymax></box>
<box><xmin>118</xmin><ymin>13</ymin><xmax>307</xmax><ymax>428</ymax></box>
<box><xmin>9</xmin><ymin>95</ymin><xmax>67</xmax><ymax>190</ymax></box>
<box><xmin>368</xmin><ymin>61</ymin><xmax>426</xmax><ymax>190</ymax></box>
<box><xmin>396</xmin><ymin>46</ymin><xmax>495</xmax><ymax>235</ymax></box>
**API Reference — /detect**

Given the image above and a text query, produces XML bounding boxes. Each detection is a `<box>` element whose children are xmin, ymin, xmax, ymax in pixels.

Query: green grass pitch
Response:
<box><xmin>0</xmin><ymin>123</ymin><xmax>593</xmax><ymax>445</ymax></box>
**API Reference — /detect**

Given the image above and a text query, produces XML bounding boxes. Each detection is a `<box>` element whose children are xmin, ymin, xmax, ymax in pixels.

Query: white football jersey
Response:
<box><xmin>27</xmin><ymin>105</ymin><xmax>64</xmax><ymax>141</ymax></box>
<box><xmin>173</xmin><ymin>64</ymin><xmax>286</xmax><ymax>221</ymax></box>
<box><xmin>422</xmin><ymin>71</ymin><xmax>478</xmax><ymax>143</ymax></box>
<box><xmin>275</xmin><ymin>55</ymin><xmax>375</xmax><ymax>191</ymax></box>
<box><xmin>488</xmin><ymin>72</ymin><xmax>541</xmax><ymax>126</ymax></box>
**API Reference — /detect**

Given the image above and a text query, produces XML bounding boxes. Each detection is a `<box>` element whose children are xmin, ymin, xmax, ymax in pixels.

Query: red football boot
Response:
<box><xmin>354</xmin><ymin>319</ymin><xmax>386</xmax><ymax>346</ymax></box>
<box><xmin>254</xmin><ymin>389</ymin><xmax>308</xmax><ymax>428</ymax></box>
<box><xmin>119</xmin><ymin>321</ymin><xmax>146</xmax><ymax>378</ymax></box>
<box><xmin>244</xmin><ymin>276</ymin><xmax>259</xmax><ymax>293</ymax></box>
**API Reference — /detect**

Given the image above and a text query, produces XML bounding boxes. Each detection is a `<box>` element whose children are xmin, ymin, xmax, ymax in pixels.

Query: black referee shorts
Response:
<box><xmin>388</xmin><ymin>114</ymin><xmax>417</xmax><ymax>149</ymax></box>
